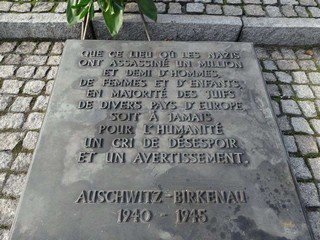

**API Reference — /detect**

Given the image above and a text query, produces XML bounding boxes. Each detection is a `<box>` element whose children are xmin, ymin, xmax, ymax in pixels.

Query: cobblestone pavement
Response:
<box><xmin>1</xmin><ymin>0</ymin><xmax>320</xmax><ymax>18</ymax></box>
<box><xmin>0</xmin><ymin>42</ymin><xmax>319</xmax><ymax>239</ymax></box>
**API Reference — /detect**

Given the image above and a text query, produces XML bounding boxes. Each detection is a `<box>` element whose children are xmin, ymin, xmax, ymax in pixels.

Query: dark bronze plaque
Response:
<box><xmin>10</xmin><ymin>40</ymin><xmax>313</xmax><ymax>240</ymax></box>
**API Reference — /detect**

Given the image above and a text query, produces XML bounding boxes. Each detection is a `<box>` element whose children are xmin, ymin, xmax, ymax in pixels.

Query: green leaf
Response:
<box><xmin>102</xmin><ymin>2</ymin><xmax>124</xmax><ymax>37</ymax></box>
<box><xmin>67</xmin><ymin>0</ymin><xmax>81</xmax><ymax>25</ymax></box>
<box><xmin>137</xmin><ymin>0</ymin><xmax>157</xmax><ymax>21</ymax></box>
<box><xmin>97</xmin><ymin>0</ymin><xmax>110</xmax><ymax>12</ymax></box>
<box><xmin>73</xmin><ymin>0</ymin><xmax>91</xmax><ymax>7</ymax></box>
<box><xmin>89</xmin><ymin>3</ymin><xmax>95</xmax><ymax>20</ymax></box>
<box><xmin>78</xmin><ymin>5</ymin><xmax>90</xmax><ymax>20</ymax></box>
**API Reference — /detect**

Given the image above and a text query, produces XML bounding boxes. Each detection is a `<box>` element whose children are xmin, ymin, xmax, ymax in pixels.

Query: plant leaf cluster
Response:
<box><xmin>66</xmin><ymin>0</ymin><xmax>157</xmax><ymax>37</ymax></box>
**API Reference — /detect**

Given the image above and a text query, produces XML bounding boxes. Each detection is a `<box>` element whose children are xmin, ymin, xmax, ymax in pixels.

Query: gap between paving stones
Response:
<box><xmin>1</xmin><ymin>13</ymin><xmax>320</xmax><ymax>45</ymax></box>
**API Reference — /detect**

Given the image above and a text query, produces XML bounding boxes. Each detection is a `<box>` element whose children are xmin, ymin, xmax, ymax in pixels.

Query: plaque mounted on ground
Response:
<box><xmin>10</xmin><ymin>40</ymin><xmax>313</xmax><ymax>240</ymax></box>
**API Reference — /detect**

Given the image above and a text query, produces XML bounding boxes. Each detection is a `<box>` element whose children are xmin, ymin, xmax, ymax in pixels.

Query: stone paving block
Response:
<box><xmin>308</xmin><ymin>211</ymin><xmax>320</xmax><ymax>239</ymax></box>
<box><xmin>265</xmin><ymin>6</ymin><xmax>283</xmax><ymax>17</ymax></box>
<box><xmin>0</xmin><ymin>80</ymin><xmax>24</xmax><ymax>95</ymax></box>
<box><xmin>310</xmin><ymin>119</ymin><xmax>320</xmax><ymax>134</ymax></box>
<box><xmin>309</xmin><ymin>7</ymin><xmax>320</xmax><ymax>18</ymax></box>
<box><xmin>47</xmin><ymin>66</ymin><xmax>58</xmax><ymax>80</ymax></box>
<box><xmin>0</xmin><ymin>173</ymin><xmax>5</xmax><ymax>188</ymax></box>
<box><xmin>0</xmin><ymin>65</ymin><xmax>15</xmax><ymax>78</ymax></box>
<box><xmin>168</xmin><ymin>3</ymin><xmax>182</xmax><ymax>14</ymax></box>
<box><xmin>34</xmin><ymin>42</ymin><xmax>51</xmax><ymax>55</ymax></box>
<box><xmin>280</xmin><ymin>48</ymin><xmax>296</xmax><ymax>60</ymax></box>
<box><xmin>296</xmin><ymin>49</ymin><xmax>313</xmax><ymax>60</ymax></box>
<box><xmin>186</xmin><ymin>3</ymin><xmax>205</xmax><ymax>13</ymax></box>
<box><xmin>0</xmin><ymin>199</ymin><xmax>18</xmax><ymax>226</ymax></box>
<box><xmin>307</xmin><ymin>157</ymin><xmax>320</xmax><ymax>181</ymax></box>
<box><xmin>23</xmin><ymin>113</ymin><xmax>45</xmax><ymax>130</ymax></box>
<box><xmin>300</xmin><ymin>0</ymin><xmax>317</xmax><ymax>6</ymax></box>
<box><xmin>270</xmin><ymin>50</ymin><xmax>283</xmax><ymax>60</ymax></box>
<box><xmin>11</xmin><ymin>153</ymin><xmax>32</xmax><ymax>172</ymax></box>
<box><xmin>255</xmin><ymin>47</ymin><xmax>270</xmax><ymax>59</ymax></box>
<box><xmin>33</xmin><ymin>95</ymin><xmax>49</xmax><ymax>111</ymax></box>
<box><xmin>0</xmin><ymin>113</ymin><xmax>24</xmax><ymax>130</ymax></box>
<box><xmin>0</xmin><ymin>2</ymin><xmax>13</xmax><ymax>12</ymax></box>
<box><xmin>279</xmin><ymin>85</ymin><xmax>294</xmax><ymax>98</ymax></box>
<box><xmin>33</xmin><ymin>66</ymin><xmax>50</xmax><ymax>79</ymax></box>
<box><xmin>308</xmin><ymin>72</ymin><xmax>320</xmax><ymax>84</ymax></box>
<box><xmin>22</xmin><ymin>55</ymin><xmax>48</xmax><ymax>66</ymax></box>
<box><xmin>55</xmin><ymin>2</ymin><xmax>67</xmax><ymax>13</ymax></box>
<box><xmin>298</xmin><ymin>183</ymin><xmax>320</xmax><ymax>207</ymax></box>
<box><xmin>16</xmin><ymin>66</ymin><xmax>36</xmax><ymax>78</ymax></box>
<box><xmin>295</xmin><ymin>135</ymin><xmax>318</xmax><ymax>154</ymax></box>
<box><xmin>2</xmin><ymin>174</ymin><xmax>26</xmax><ymax>198</ymax></box>
<box><xmin>295</xmin><ymin>6</ymin><xmax>309</xmax><ymax>17</ymax></box>
<box><xmin>267</xmin><ymin>84</ymin><xmax>280</xmax><ymax>97</ymax></box>
<box><xmin>244</xmin><ymin>5</ymin><xmax>266</xmax><ymax>16</ymax></box>
<box><xmin>277</xmin><ymin>115</ymin><xmax>292</xmax><ymax>131</ymax></box>
<box><xmin>51</xmin><ymin>42</ymin><xmax>64</xmax><ymax>55</ymax></box>
<box><xmin>271</xmin><ymin>100</ymin><xmax>280</xmax><ymax>115</ymax></box>
<box><xmin>156</xmin><ymin>3</ymin><xmax>166</xmax><ymax>13</ymax></box>
<box><xmin>10</xmin><ymin>96</ymin><xmax>32</xmax><ymax>112</ymax></box>
<box><xmin>299</xmin><ymin>60</ymin><xmax>317</xmax><ymax>70</ymax></box>
<box><xmin>292</xmin><ymin>85</ymin><xmax>315</xmax><ymax>99</ymax></box>
<box><xmin>281</xmin><ymin>99</ymin><xmax>302</xmax><ymax>115</ymax></box>
<box><xmin>263</xmin><ymin>72</ymin><xmax>276</xmax><ymax>82</ymax></box>
<box><xmin>0</xmin><ymin>131</ymin><xmax>23</xmax><ymax>152</ymax></box>
<box><xmin>10</xmin><ymin>3</ymin><xmax>32</xmax><ymax>13</ymax></box>
<box><xmin>15</xmin><ymin>42</ymin><xmax>37</xmax><ymax>54</ymax></box>
<box><xmin>275</xmin><ymin>71</ymin><xmax>293</xmax><ymax>83</ymax></box>
<box><xmin>4</xmin><ymin>54</ymin><xmax>22</xmax><ymax>65</ymax></box>
<box><xmin>32</xmin><ymin>2</ymin><xmax>55</xmax><ymax>13</ymax></box>
<box><xmin>0</xmin><ymin>95</ymin><xmax>13</xmax><ymax>111</ymax></box>
<box><xmin>22</xmin><ymin>131</ymin><xmax>39</xmax><ymax>150</ymax></box>
<box><xmin>47</xmin><ymin>56</ymin><xmax>61</xmax><ymax>66</ymax></box>
<box><xmin>292</xmin><ymin>71</ymin><xmax>309</xmax><ymax>84</ymax></box>
<box><xmin>206</xmin><ymin>4</ymin><xmax>223</xmax><ymax>14</ymax></box>
<box><xmin>0</xmin><ymin>229</ymin><xmax>10</xmax><ymax>240</ymax></box>
<box><xmin>263</xmin><ymin>0</ymin><xmax>277</xmax><ymax>3</ymax></box>
<box><xmin>23</xmin><ymin>80</ymin><xmax>45</xmax><ymax>95</ymax></box>
<box><xmin>45</xmin><ymin>80</ymin><xmax>54</xmax><ymax>95</ymax></box>
<box><xmin>288</xmin><ymin>157</ymin><xmax>312</xmax><ymax>180</ymax></box>
<box><xmin>281</xmin><ymin>5</ymin><xmax>298</xmax><ymax>17</ymax></box>
<box><xmin>283</xmin><ymin>135</ymin><xmax>298</xmax><ymax>153</ymax></box>
<box><xmin>298</xmin><ymin>101</ymin><xmax>317</xmax><ymax>117</ymax></box>
<box><xmin>291</xmin><ymin>117</ymin><xmax>314</xmax><ymax>134</ymax></box>
<box><xmin>277</xmin><ymin>60</ymin><xmax>300</xmax><ymax>70</ymax></box>
<box><xmin>223</xmin><ymin>5</ymin><xmax>243</xmax><ymax>16</ymax></box>
<box><xmin>0</xmin><ymin>151</ymin><xmax>12</xmax><ymax>170</ymax></box>
<box><xmin>0</xmin><ymin>43</ymin><xmax>16</xmax><ymax>54</ymax></box>
<box><xmin>311</xmin><ymin>85</ymin><xmax>320</xmax><ymax>98</ymax></box>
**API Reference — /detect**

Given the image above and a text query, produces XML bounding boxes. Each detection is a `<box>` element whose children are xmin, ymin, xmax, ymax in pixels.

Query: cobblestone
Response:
<box><xmin>11</xmin><ymin>153</ymin><xmax>32</xmax><ymax>172</ymax></box>
<box><xmin>22</xmin><ymin>131</ymin><xmax>39</xmax><ymax>150</ymax></box>
<box><xmin>0</xmin><ymin>151</ymin><xmax>12</xmax><ymax>170</ymax></box>
<box><xmin>295</xmin><ymin>135</ymin><xmax>318</xmax><ymax>154</ymax></box>
<box><xmin>293</xmin><ymin>85</ymin><xmax>315</xmax><ymax>99</ymax></box>
<box><xmin>298</xmin><ymin>183</ymin><xmax>320</xmax><ymax>207</ymax></box>
<box><xmin>2</xmin><ymin>174</ymin><xmax>26</xmax><ymax>198</ymax></box>
<box><xmin>0</xmin><ymin>65</ymin><xmax>15</xmax><ymax>78</ymax></box>
<box><xmin>0</xmin><ymin>113</ymin><xmax>24</xmax><ymax>130</ymax></box>
<box><xmin>275</xmin><ymin>71</ymin><xmax>293</xmax><ymax>83</ymax></box>
<box><xmin>10</xmin><ymin>96</ymin><xmax>32</xmax><ymax>112</ymax></box>
<box><xmin>281</xmin><ymin>99</ymin><xmax>302</xmax><ymax>115</ymax></box>
<box><xmin>23</xmin><ymin>112</ymin><xmax>45</xmax><ymax>130</ymax></box>
<box><xmin>288</xmin><ymin>157</ymin><xmax>312</xmax><ymax>180</ymax></box>
<box><xmin>0</xmin><ymin>80</ymin><xmax>23</xmax><ymax>95</ymax></box>
<box><xmin>308</xmin><ymin>158</ymin><xmax>320</xmax><ymax>181</ymax></box>
<box><xmin>291</xmin><ymin>117</ymin><xmax>314</xmax><ymax>134</ymax></box>
<box><xmin>23</xmin><ymin>80</ymin><xmax>45</xmax><ymax>95</ymax></box>
<box><xmin>292</xmin><ymin>71</ymin><xmax>309</xmax><ymax>84</ymax></box>
<box><xmin>298</xmin><ymin>101</ymin><xmax>317</xmax><ymax>118</ymax></box>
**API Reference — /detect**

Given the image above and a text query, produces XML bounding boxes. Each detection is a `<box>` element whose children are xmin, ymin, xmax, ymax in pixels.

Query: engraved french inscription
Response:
<box><xmin>9</xmin><ymin>41</ymin><xmax>313</xmax><ymax>240</ymax></box>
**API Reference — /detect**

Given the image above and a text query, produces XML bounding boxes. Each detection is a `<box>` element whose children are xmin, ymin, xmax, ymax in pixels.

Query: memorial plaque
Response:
<box><xmin>10</xmin><ymin>40</ymin><xmax>313</xmax><ymax>240</ymax></box>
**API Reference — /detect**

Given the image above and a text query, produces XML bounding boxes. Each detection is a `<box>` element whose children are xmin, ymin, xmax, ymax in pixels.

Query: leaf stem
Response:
<box><xmin>139</xmin><ymin>11</ymin><xmax>151</xmax><ymax>41</ymax></box>
<box><xmin>83</xmin><ymin>11</ymin><xmax>90</xmax><ymax>40</ymax></box>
